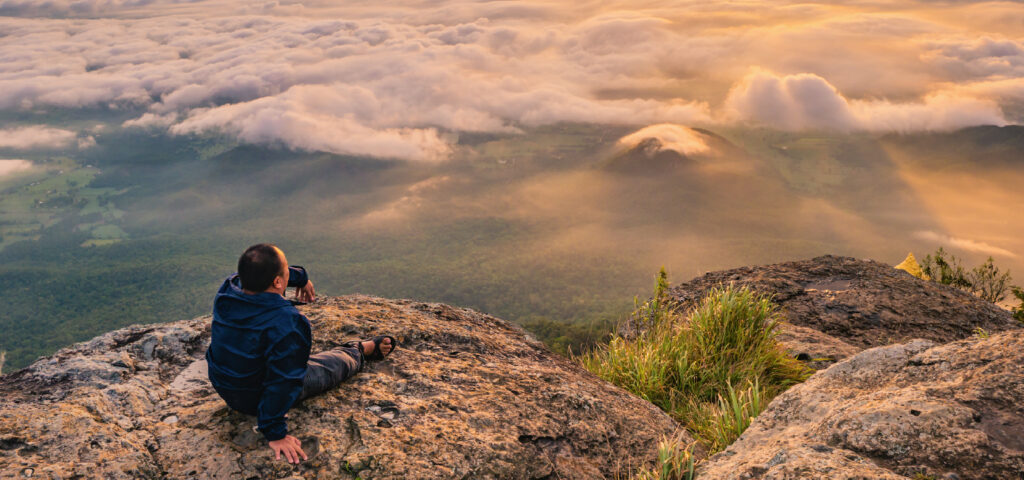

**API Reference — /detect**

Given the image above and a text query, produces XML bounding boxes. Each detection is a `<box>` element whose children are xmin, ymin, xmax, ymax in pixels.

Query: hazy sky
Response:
<box><xmin>1</xmin><ymin>1</ymin><xmax>1022</xmax><ymax>160</ymax></box>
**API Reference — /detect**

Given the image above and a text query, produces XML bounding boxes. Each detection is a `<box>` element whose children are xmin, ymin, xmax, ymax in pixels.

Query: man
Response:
<box><xmin>206</xmin><ymin>243</ymin><xmax>395</xmax><ymax>464</ymax></box>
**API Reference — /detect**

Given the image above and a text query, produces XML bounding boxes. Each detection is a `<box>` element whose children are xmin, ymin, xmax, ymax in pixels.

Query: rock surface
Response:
<box><xmin>698</xmin><ymin>329</ymin><xmax>1024</xmax><ymax>479</ymax></box>
<box><xmin>0</xmin><ymin>295</ymin><xmax>686</xmax><ymax>479</ymax></box>
<box><xmin>669</xmin><ymin>255</ymin><xmax>1019</xmax><ymax>352</ymax></box>
<box><xmin>774</xmin><ymin>322</ymin><xmax>861</xmax><ymax>371</ymax></box>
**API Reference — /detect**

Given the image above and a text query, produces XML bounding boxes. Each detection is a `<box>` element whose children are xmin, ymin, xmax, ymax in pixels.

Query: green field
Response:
<box><xmin>1</xmin><ymin>123</ymin><xmax>1020</xmax><ymax>371</ymax></box>
<box><xmin>0</xmin><ymin>126</ymin><xmax>643</xmax><ymax>370</ymax></box>
<box><xmin>0</xmin><ymin>158</ymin><xmax>127</xmax><ymax>250</ymax></box>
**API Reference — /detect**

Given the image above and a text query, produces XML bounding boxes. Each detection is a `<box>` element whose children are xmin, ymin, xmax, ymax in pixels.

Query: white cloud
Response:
<box><xmin>0</xmin><ymin>126</ymin><xmax>78</xmax><ymax>149</ymax></box>
<box><xmin>724</xmin><ymin>72</ymin><xmax>859</xmax><ymax>130</ymax></box>
<box><xmin>0</xmin><ymin>159</ymin><xmax>32</xmax><ymax>177</ymax></box>
<box><xmin>0</xmin><ymin>0</ymin><xmax>170</xmax><ymax>17</ymax></box>
<box><xmin>849</xmin><ymin>92</ymin><xmax>1006</xmax><ymax>132</ymax></box>
<box><xmin>922</xmin><ymin>37</ymin><xmax>1024</xmax><ymax>80</ymax></box>
<box><xmin>169</xmin><ymin>85</ymin><xmax>455</xmax><ymax>161</ymax></box>
<box><xmin>724</xmin><ymin>71</ymin><xmax>1006</xmax><ymax>131</ymax></box>
<box><xmin>0</xmin><ymin>2</ymin><xmax>1021</xmax><ymax>160</ymax></box>
<box><xmin>123</xmin><ymin>112</ymin><xmax>178</xmax><ymax>129</ymax></box>
<box><xmin>914</xmin><ymin>230</ymin><xmax>1018</xmax><ymax>258</ymax></box>
<box><xmin>954</xmin><ymin>78</ymin><xmax>1024</xmax><ymax>105</ymax></box>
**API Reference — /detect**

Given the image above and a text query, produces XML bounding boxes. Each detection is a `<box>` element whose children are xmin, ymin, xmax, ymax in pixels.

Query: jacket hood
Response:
<box><xmin>213</xmin><ymin>275</ymin><xmax>293</xmax><ymax>324</ymax></box>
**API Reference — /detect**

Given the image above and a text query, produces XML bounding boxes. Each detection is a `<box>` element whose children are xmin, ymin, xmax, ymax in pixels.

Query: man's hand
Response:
<box><xmin>296</xmin><ymin>279</ymin><xmax>315</xmax><ymax>303</ymax></box>
<box><xmin>269</xmin><ymin>435</ymin><xmax>308</xmax><ymax>464</ymax></box>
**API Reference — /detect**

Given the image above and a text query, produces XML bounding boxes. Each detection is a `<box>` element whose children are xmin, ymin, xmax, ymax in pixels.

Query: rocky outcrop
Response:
<box><xmin>0</xmin><ymin>295</ymin><xmax>686</xmax><ymax>480</ymax></box>
<box><xmin>697</xmin><ymin>329</ymin><xmax>1024</xmax><ymax>479</ymax></box>
<box><xmin>669</xmin><ymin>255</ymin><xmax>1019</xmax><ymax>352</ymax></box>
<box><xmin>774</xmin><ymin>322</ymin><xmax>861</xmax><ymax>370</ymax></box>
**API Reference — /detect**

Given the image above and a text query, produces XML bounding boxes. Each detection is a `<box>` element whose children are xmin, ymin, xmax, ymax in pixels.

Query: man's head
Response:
<box><xmin>238</xmin><ymin>243</ymin><xmax>289</xmax><ymax>294</ymax></box>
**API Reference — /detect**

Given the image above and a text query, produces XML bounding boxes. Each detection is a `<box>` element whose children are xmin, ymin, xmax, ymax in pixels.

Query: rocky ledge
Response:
<box><xmin>670</xmin><ymin>255</ymin><xmax>1019</xmax><ymax>368</ymax></box>
<box><xmin>0</xmin><ymin>295</ymin><xmax>686</xmax><ymax>479</ymax></box>
<box><xmin>669</xmin><ymin>255</ymin><xmax>1024</xmax><ymax>479</ymax></box>
<box><xmin>698</xmin><ymin>329</ymin><xmax>1024</xmax><ymax>479</ymax></box>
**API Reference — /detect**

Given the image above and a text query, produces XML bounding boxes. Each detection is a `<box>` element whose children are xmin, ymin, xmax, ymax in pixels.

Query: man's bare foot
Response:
<box><xmin>360</xmin><ymin>336</ymin><xmax>394</xmax><ymax>360</ymax></box>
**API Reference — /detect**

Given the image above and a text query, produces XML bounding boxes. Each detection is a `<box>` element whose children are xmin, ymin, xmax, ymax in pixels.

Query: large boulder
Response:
<box><xmin>0</xmin><ymin>295</ymin><xmax>686</xmax><ymax>479</ymax></box>
<box><xmin>698</xmin><ymin>329</ymin><xmax>1024</xmax><ymax>479</ymax></box>
<box><xmin>669</xmin><ymin>255</ymin><xmax>1019</xmax><ymax>351</ymax></box>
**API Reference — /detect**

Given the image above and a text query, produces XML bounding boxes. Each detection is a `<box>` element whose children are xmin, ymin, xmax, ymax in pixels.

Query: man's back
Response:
<box><xmin>206</xmin><ymin>267</ymin><xmax>311</xmax><ymax>441</ymax></box>
<box><xmin>207</xmin><ymin>243</ymin><xmax>394</xmax><ymax>464</ymax></box>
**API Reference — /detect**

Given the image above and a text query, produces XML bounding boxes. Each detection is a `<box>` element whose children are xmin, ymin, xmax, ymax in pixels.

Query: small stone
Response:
<box><xmin>21</xmin><ymin>468</ymin><xmax>33</xmax><ymax>478</ymax></box>
<box><xmin>344</xmin><ymin>455</ymin><xmax>367</xmax><ymax>470</ymax></box>
<box><xmin>162</xmin><ymin>415</ymin><xmax>179</xmax><ymax>424</ymax></box>
<box><xmin>766</xmin><ymin>450</ymin><xmax>787</xmax><ymax>468</ymax></box>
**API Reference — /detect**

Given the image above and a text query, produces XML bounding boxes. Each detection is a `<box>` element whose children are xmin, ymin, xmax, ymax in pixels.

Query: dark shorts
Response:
<box><xmin>298</xmin><ymin>342</ymin><xmax>364</xmax><ymax>401</ymax></box>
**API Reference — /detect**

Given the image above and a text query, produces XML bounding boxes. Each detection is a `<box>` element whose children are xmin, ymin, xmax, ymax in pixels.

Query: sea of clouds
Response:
<box><xmin>1</xmin><ymin>0</ymin><xmax>1023</xmax><ymax>160</ymax></box>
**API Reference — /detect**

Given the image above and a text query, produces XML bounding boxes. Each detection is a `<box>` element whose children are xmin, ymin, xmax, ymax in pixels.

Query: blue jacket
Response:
<box><xmin>206</xmin><ymin>266</ymin><xmax>311</xmax><ymax>441</ymax></box>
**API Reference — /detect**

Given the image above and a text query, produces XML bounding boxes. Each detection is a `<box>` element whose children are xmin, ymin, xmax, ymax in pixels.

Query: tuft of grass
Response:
<box><xmin>633</xmin><ymin>435</ymin><xmax>697</xmax><ymax>480</ymax></box>
<box><xmin>685</xmin><ymin>379</ymin><xmax>766</xmax><ymax>453</ymax></box>
<box><xmin>0</xmin><ymin>349</ymin><xmax>5</xmax><ymax>376</ymax></box>
<box><xmin>580</xmin><ymin>279</ymin><xmax>810</xmax><ymax>459</ymax></box>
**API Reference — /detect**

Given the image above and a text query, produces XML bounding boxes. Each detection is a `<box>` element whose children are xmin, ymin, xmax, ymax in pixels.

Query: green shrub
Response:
<box><xmin>520</xmin><ymin>316</ymin><xmax>615</xmax><ymax>356</ymax></box>
<box><xmin>1011</xmin><ymin>286</ymin><xmax>1024</xmax><ymax>324</ymax></box>
<box><xmin>968</xmin><ymin>257</ymin><xmax>1012</xmax><ymax>303</ymax></box>
<box><xmin>628</xmin><ymin>267</ymin><xmax>676</xmax><ymax>338</ymax></box>
<box><xmin>580</xmin><ymin>280</ymin><xmax>809</xmax><ymax>458</ymax></box>
<box><xmin>919</xmin><ymin>248</ymin><xmax>1013</xmax><ymax>303</ymax></box>
<box><xmin>921</xmin><ymin>247</ymin><xmax>971</xmax><ymax>289</ymax></box>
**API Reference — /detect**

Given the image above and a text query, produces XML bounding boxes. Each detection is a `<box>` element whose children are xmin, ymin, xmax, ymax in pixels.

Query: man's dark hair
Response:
<box><xmin>238</xmin><ymin>243</ymin><xmax>284</xmax><ymax>292</ymax></box>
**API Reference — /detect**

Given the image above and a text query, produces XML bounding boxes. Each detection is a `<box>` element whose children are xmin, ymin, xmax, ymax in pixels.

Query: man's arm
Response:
<box><xmin>258</xmin><ymin>314</ymin><xmax>312</xmax><ymax>461</ymax></box>
<box><xmin>288</xmin><ymin>266</ymin><xmax>315</xmax><ymax>303</ymax></box>
<box><xmin>287</xmin><ymin>266</ymin><xmax>308</xmax><ymax>288</ymax></box>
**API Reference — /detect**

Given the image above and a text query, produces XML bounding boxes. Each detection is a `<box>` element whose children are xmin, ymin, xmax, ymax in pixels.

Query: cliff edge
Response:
<box><xmin>0</xmin><ymin>295</ymin><xmax>686</xmax><ymax>479</ymax></box>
